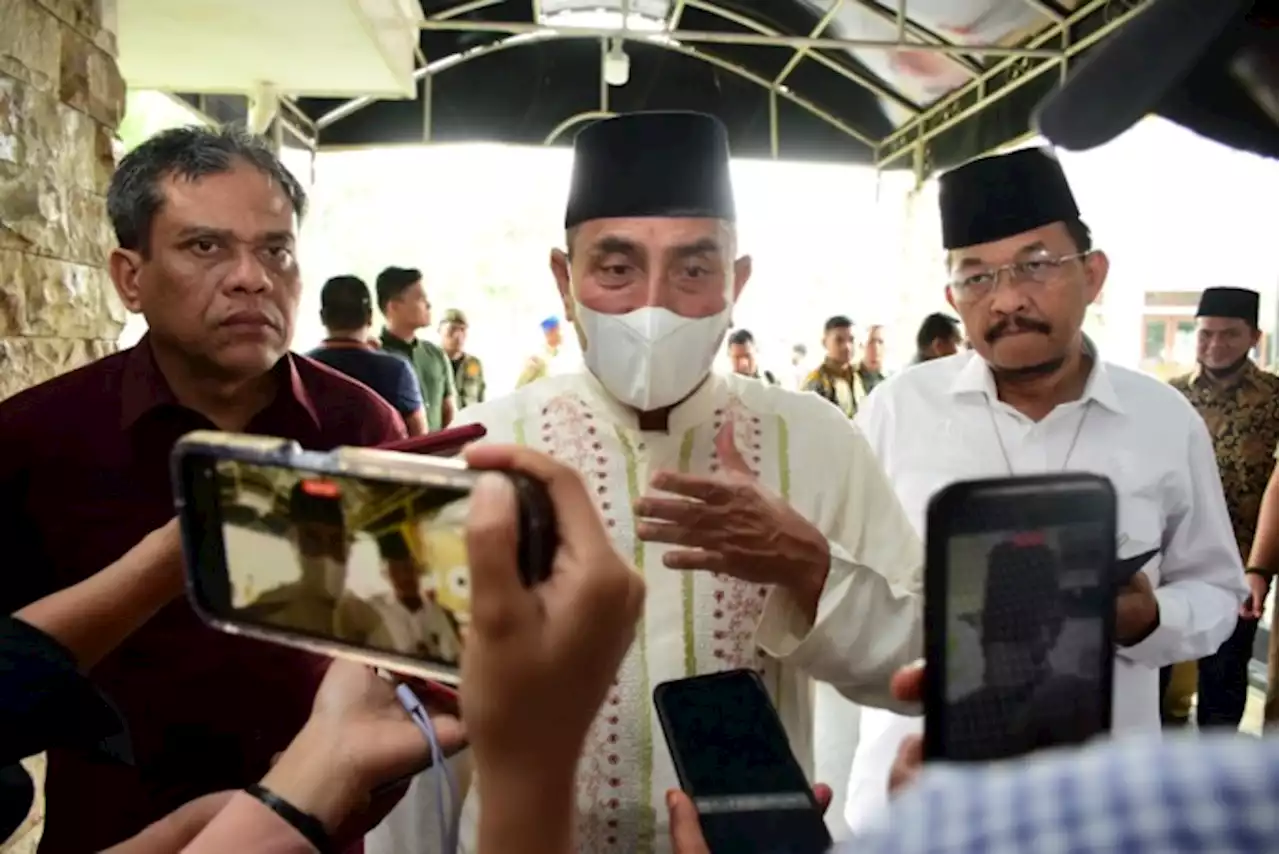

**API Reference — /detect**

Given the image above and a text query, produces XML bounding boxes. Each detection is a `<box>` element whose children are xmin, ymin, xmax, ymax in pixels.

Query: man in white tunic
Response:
<box><xmin>371</xmin><ymin>111</ymin><xmax>924</xmax><ymax>854</ymax></box>
<box><xmin>843</xmin><ymin>147</ymin><xmax>1247</xmax><ymax>833</ymax></box>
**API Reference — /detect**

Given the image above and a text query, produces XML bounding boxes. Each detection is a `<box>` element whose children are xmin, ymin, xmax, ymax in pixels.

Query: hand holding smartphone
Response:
<box><xmin>654</xmin><ymin>670</ymin><xmax>831</xmax><ymax>854</ymax></box>
<box><xmin>171</xmin><ymin>430</ymin><xmax>556</xmax><ymax>685</ymax></box>
<box><xmin>923</xmin><ymin>474</ymin><xmax>1117</xmax><ymax>763</ymax></box>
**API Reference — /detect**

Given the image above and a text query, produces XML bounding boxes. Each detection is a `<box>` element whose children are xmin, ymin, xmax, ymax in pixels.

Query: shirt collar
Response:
<box><xmin>948</xmin><ymin>338</ymin><xmax>1125</xmax><ymax>415</ymax></box>
<box><xmin>380</xmin><ymin>328</ymin><xmax>417</xmax><ymax>353</ymax></box>
<box><xmin>576</xmin><ymin>368</ymin><xmax>727</xmax><ymax>435</ymax></box>
<box><xmin>120</xmin><ymin>333</ymin><xmax>321</xmax><ymax>430</ymax></box>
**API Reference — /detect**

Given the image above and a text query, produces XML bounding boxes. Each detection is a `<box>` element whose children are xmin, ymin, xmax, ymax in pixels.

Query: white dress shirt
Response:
<box><xmin>843</xmin><ymin>348</ymin><xmax>1246</xmax><ymax>833</ymax></box>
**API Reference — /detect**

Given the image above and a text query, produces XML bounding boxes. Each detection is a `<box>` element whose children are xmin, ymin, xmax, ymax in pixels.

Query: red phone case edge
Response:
<box><xmin>378</xmin><ymin>423</ymin><xmax>487</xmax><ymax>456</ymax></box>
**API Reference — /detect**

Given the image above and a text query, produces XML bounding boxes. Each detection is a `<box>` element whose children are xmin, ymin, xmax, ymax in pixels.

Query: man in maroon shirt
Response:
<box><xmin>0</xmin><ymin>125</ymin><xmax>405</xmax><ymax>852</ymax></box>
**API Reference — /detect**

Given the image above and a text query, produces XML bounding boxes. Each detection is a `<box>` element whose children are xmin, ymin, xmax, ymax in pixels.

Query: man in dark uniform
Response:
<box><xmin>439</xmin><ymin>308</ymin><xmax>486</xmax><ymax>409</ymax></box>
<box><xmin>726</xmin><ymin>328</ymin><xmax>779</xmax><ymax>384</ymax></box>
<box><xmin>1167</xmin><ymin>286</ymin><xmax>1279</xmax><ymax>728</ymax></box>
<box><xmin>948</xmin><ymin>541</ymin><xmax>1104</xmax><ymax>761</ymax></box>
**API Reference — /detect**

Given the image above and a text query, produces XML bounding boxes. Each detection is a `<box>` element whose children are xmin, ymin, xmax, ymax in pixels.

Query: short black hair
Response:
<box><xmin>375</xmin><ymin>266</ymin><xmax>423</xmax><ymax>312</ymax></box>
<box><xmin>320</xmin><ymin>275</ymin><xmax>373</xmax><ymax>331</ymax></box>
<box><xmin>727</xmin><ymin>329</ymin><xmax>755</xmax><ymax>348</ymax></box>
<box><xmin>916</xmin><ymin>313</ymin><xmax>961</xmax><ymax>351</ymax></box>
<box><xmin>107</xmin><ymin>124</ymin><xmax>307</xmax><ymax>255</ymax></box>
<box><xmin>1064</xmin><ymin>218</ymin><xmax>1094</xmax><ymax>253</ymax></box>
<box><xmin>824</xmin><ymin>315</ymin><xmax>853</xmax><ymax>335</ymax></box>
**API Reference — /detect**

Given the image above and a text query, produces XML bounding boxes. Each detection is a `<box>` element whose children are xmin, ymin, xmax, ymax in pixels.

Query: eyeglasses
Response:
<box><xmin>948</xmin><ymin>251</ymin><xmax>1093</xmax><ymax>303</ymax></box>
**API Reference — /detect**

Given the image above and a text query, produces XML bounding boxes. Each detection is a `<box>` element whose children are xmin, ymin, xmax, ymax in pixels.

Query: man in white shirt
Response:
<box><xmin>365</xmin><ymin>531</ymin><xmax>463</xmax><ymax>664</ymax></box>
<box><xmin>844</xmin><ymin>146</ymin><xmax>1246</xmax><ymax>833</ymax></box>
<box><xmin>370</xmin><ymin>110</ymin><xmax>923</xmax><ymax>854</ymax></box>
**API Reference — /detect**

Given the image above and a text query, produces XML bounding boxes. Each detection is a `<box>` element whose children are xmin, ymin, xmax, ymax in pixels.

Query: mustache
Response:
<box><xmin>985</xmin><ymin>317</ymin><xmax>1051</xmax><ymax>343</ymax></box>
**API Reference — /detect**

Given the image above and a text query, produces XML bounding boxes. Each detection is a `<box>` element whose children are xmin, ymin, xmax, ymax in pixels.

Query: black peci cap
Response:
<box><xmin>1197</xmin><ymin>286</ymin><xmax>1261</xmax><ymax>326</ymax></box>
<box><xmin>938</xmin><ymin>147</ymin><xmax>1080</xmax><ymax>250</ymax></box>
<box><xmin>564</xmin><ymin>111</ymin><xmax>736</xmax><ymax>229</ymax></box>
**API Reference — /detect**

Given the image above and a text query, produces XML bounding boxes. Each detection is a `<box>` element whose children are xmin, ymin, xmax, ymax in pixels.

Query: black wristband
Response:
<box><xmin>245</xmin><ymin>783</ymin><xmax>336</xmax><ymax>854</ymax></box>
<box><xmin>1245</xmin><ymin>567</ymin><xmax>1274</xmax><ymax>580</ymax></box>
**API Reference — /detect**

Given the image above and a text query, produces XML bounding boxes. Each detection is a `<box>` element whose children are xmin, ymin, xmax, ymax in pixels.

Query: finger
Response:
<box><xmin>812</xmin><ymin>783</ymin><xmax>833</xmax><ymax>814</ymax></box>
<box><xmin>662</xmin><ymin>549</ymin><xmax>726</xmax><ymax>572</ymax></box>
<box><xmin>666</xmin><ymin>789</ymin><xmax>711</xmax><ymax>854</ymax></box>
<box><xmin>429</xmin><ymin>714</ymin><xmax>469</xmax><ymax>756</ymax></box>
<box><xmin>636</xmin><ymin>520</ymin><xmax>703</xmax><ymax>548</ymax></box>
<box><xmin>650</xmin><ymin>470</ymin><xmax>734</xmax><ymax>503</ymax></box>
<box><xmin>465</xmin><ymin>443</ymin><xmax>602</xmax><ymax>542</ymax></box>
<box><xmin>634</xmin><ymin>495</ymin><xmax>705</xmax><ymax>522</ymax></box>
<box><xmin>890</xmin><ymin>659</ymin><xmax>925</xmax><ymax>703</ymax></box>
<box><xmin>888</xmin><ymin>734</ymin><xmax>924</xmax><ymax>796</ymax></box>
<box><xmin>466</xmin><ymin>472</ymin><xmax>537</xmax><ymax>637</ymax></box>
<box><xmin>714</xmin><ymin>419</ymin><xmax>752</xmax><ymax>476</ymax></box>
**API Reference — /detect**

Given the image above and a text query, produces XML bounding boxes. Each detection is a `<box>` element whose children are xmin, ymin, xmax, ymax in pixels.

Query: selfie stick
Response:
<box><xmin>393</xmin><ymin>680</ymin><xmax>461</xmax><ymax>854</ymax></box>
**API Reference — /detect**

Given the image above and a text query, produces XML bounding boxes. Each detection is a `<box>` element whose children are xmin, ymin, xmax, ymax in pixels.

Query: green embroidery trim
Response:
<box><xmin>677</xmin><ymin>429</ymin><xmax>698</xmax><ymax>678</ymax></box>
<box><xmin>615</xmin><ymin>427</ymin><xmax>655</xmax><ymax>851</ymax></box>
<box><xmin>513</xmin><ymin>417</ymin><xmax>527</xmax><ymax>447</ymax></box>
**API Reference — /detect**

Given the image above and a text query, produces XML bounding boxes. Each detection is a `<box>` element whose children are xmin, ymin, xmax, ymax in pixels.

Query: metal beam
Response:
<box><xmin>415</xmin><ymin>17</ymin><xmax>1066</xmax><ymax>57</ymax></box>
<box><xmin>279</xmin><ymin>97</ymin><xmax>317</xmax><ymax>135</ymax></box>
<box><xmin>682</xmin><ymin>0</ymin><xmax>920</xmax><ymax>113</ymax></box>
<box><xmin>317</xmin><ymin>29</ymin><xmax>872</xmax><ymax>148</ymax></box>
<box><xmin>667</xmin><ymin>0</ymin><xmax>688</xmax><ymax>29</ymax></box>
<box><xmin>545</xmin><ymin>110</ymin><xmax>615</xmax><ymax>144</ymax></box>
<box><xmin>317</xmin><ymin>32</ymin><xmax>549</xmax><ymax>129</ymax></box>
<box><xmin>875</xmin><ymin>0</ymin><xmax>1148</xmax><ymax>169</ymax></box>
<box><xmin>1020</xmin><ymin>0</ymin><xmax>1066</xmax><ymax>21</ymax></box>
<box><xmin>846</xmin><ymin>1</ymin><xmax>979</xmax><ymax>76</ymax></box>
<box><xmin>772</xmin><ymin>0</ymin><xmax>845</xmax><ymax>90</ymax></box>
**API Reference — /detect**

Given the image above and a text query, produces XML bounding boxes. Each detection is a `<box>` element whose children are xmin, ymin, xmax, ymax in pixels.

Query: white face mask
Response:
<box><xmin>575</xmin><ymin>301</ymin><xmax>732</xmax><ymax>411</ymax></box>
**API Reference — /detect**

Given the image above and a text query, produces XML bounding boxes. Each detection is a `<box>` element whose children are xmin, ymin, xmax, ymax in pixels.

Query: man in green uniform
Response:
<box><xmin>375</xmin><ymin>265</ymin><xmax>456</xmax><ymax>431</ymax></box>
<box><xmin>439</xmin><ymin>308</ymin><xmax>486</xmax><ymax>409</ymax></box>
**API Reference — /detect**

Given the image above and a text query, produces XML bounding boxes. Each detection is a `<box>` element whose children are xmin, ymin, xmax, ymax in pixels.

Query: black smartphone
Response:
<box><xmin>171</xmin><ymin>430</ymin><xmax>556</xmax><ymax>685</ymax></box>
<box><xmin>653</xmin><ymin>670</ymin><xmax>831</xmax><ymax>854</ymax></box>
<box><xmin>924</xmin><ymin>474</ymin><xmax>1117</xmax><ymax>763</ymax></box>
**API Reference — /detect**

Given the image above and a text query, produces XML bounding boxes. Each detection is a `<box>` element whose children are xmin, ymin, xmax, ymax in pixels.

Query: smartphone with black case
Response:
<box><xmin>172</xmin><ymin>430</ymin><xmax>556</xmax><ymax>685</ymax></box>
<box><xmin>924</xmin><ymin>474</ymin><xmax>1117</xmax><ymax>763</ymax></box>
<box><xmin>653</xmin><ymin>670</ymin><xmax>831</xmax><ymax>854</ymax></box>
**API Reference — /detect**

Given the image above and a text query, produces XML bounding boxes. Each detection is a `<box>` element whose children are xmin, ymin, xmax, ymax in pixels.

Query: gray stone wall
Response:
<box><xmin>0</xmin><ymin>0</ymin><xmax>126</xmax><ymax>402</ymax></box>
<box><xmin>0</xmin><ymin>1</ymin><xmax>123</xmax><ymax>848</ymax></box>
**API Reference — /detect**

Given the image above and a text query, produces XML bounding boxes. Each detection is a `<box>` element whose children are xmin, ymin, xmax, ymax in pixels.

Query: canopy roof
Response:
<box><xmin>182</xmin><ymin>0</ymin><xmax>1152</xmax><ymax>174</ymax></box>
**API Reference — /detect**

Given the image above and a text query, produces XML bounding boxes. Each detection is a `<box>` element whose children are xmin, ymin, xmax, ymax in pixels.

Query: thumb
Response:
<box><xmin>666</xmin><ymin>790</ymin><xmax>711</xmax><ymax>854</ymax></box>
<box><xmin>466</xmin><ymin>473</ymin><xmax>535</xmax><ymax>636</ymax></box>
<box><xmin>714</xmin><ymin>420</ymin><xmax>751</xmax><ymax>475</ymax></box>
<box><xmin>813</xmin><ymin>783</ymin><xmax>833</xmax><ymax>815</ymax></box>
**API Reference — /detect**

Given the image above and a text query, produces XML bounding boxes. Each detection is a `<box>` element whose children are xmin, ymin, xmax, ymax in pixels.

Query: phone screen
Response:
<box><xmin>656</xmin><ymin>671</ymin><xmax>811</xmax><ymax>803</ymax></box>
<box><xmin>183</xmin><ymin>455</ymin><xmax>474</xmax><ymax>672</ymax></box>
<box><xmin>926</xmin><ymin>476</ymin><xmax>1116</xmax><ymax>763</ymax></box>
<box><xmin>654</xmin><ymin>671</ymin><xmax>830</xmax><ymax>854</ymax></box>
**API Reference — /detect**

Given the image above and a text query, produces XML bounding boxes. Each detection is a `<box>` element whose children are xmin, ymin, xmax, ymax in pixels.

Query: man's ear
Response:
<box><xmin>1084</xmin><ymin>250</ymin><xmax>1109</xmax><ymax>304</ymax></box>
<box><xmin>109</xmin><ymin>248</ymin><xmax>144</xmax><ymax>313</ymax></box>
<box><xmin>550</xmin><ymin>248</ymin><xmax>573</xmax><ymax>320</ymax></box>
<box><xmin>944</xmin><ymin>286</ymin><xmax>957</xmax><ymax>312</ymax></box>
<box><xmin>732</xmin><ymin>255</ymin><xmax>753</xmax><ymax>301</ymax></box>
